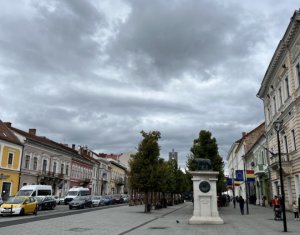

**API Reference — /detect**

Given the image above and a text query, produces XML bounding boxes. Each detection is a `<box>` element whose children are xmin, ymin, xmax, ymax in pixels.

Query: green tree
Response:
<box><xmin>186</xmin><ymin>130</ymin><xmax>225</xmax><ymax>193</ymax></box>
<box><xmin>129</xmin><ymin>130</ymin><xmax>161</xmax><ymax>212</ymax></box>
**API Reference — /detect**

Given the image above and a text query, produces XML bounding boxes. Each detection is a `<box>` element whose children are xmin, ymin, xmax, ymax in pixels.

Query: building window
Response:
<box><xmin>279</xmin><ymin>87</ymin><xmax>283</xmax><ymax>106</ymax></box>
<box><xmin>284</xmin><ymin>135</ymin><xmax>288</xmax><ymax>154</ymax></box>
<box><xmin>61</xmin><ymin>164</ymin><xmax>64</xmax><ymax>174</ymax></box>
<box><xmin>53</xmin><ymin>162</ymin><xmax>57</xmax><ymax>173</ymax></box>
<box><xmin>285</xmin><ymin>76</ymin><xmax>290</xmax><ymax>97</ymax></box>
<box><xmin>292</xmin><ymin>130</ymin><xmax>296</xmax><ymax>151</ymax></box>
<box><xmin>8</xmin><ymin>153</ymin><xmax>13</xmax><ymax>165</ymax></box>
<box><xmin>25</xmin><ymin>155</ymin><xmax>30</xmax><ymax>169</ymax></box>
<box><xmin>33</xmin><ymin>157</ymin><xmax>38</xmax><ymax>170</ymax></box>
<box><xmin>42</xmin><ymin>159</ymin><xmax>47</xmax><ymax>172</ymax></box>
<box><xmin>66</xmin><ymin>165</ymin><xmax>69</xmax><ymax>176</ymax></box>
<box><xmin>296</xmin><ymin>63</ymin><xmax>300</xmax><ymax>86</ymax></box>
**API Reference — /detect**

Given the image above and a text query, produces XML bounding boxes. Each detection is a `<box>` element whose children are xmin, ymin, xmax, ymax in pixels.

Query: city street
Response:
<box><xmin>0</xmin><ymin>202</ymin><xmax>300</xmax><ymax>234</ymax></box>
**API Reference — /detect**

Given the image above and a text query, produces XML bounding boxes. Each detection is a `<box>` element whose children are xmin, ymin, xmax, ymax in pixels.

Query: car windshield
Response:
<box><xmin>6</xmin><ymin>197</ymin><xmax>26</xmax><ymax>204</ymax></box>
<box><xmin>16</xmin><ymin>190</ymin><xmax>33</xmax><ymax>196</ymax></box>
<box><xmin>35</xmin><ymin>196</ymin><xmax>45</xmax><ymax>202</ymax></box>
<box><xmin>67</xmin><ymin>191</ymin><xmax>78</xmax><ymax>196</ymax></box>
<box><xmin>93</xmin><ymin>196</ymin><xmax>101</xmax><ymax>200</ymax></box>
<box><xmin>104</xmin><ymin>196</ymin><xmax>111</xmax><ymax>199</ymax></box>
<box><xmin>73</xmin><ymin>196</ymin><xmax>85</xmax><ymax>201</ymax></box>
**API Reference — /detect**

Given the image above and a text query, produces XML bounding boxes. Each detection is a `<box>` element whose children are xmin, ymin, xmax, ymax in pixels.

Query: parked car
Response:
<box><xmin>0</xmin><ymin>197</ymin><xmax>3</xmax><ymax>206</ymax></box>
<box><xmin>58</xmin><ymin>197</ymin><xmax>65</xmax><ymax>205</ymax></box>
<box><xmin>35</xmin><ymin>196</ymin><xmax>56</xmax><ymax>210</ymax></box>
<box><xmin>112</xmin><ymin>194</ymin><xmax>124</xmax><ymax>204</ymax></box>
<box><xmin>53</xmin><ymin>196</ymin><xmax>60</xmax><ymax>204</ymax></box>
<box><xmin>0</xmin><ymin>196</ymin><xmax>37</xmax><ymax>216</ymax></box>
<box><xmin>69</xmin><ymin>196</ymin><xmax>92</xmax><ymax>209</ymax></box>
<box><xmin>122</xmin><ymin>194</ymin><xmax>129</xmax><ymax>203</ymax></box>
<box><xmin>92</xmin><ymin>196</ymin><xmax>105</xmax><ymax>207</ymax></box>
<box><xmin>103</xmin><ymin>195</ymin><xmax>113</xmax><ymax>205</ymax></box>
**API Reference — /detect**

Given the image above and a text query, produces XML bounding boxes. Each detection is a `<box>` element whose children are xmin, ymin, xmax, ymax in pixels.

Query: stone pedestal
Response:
<box><xmin>188</xmin><ymin>171</ymin><xmax>224</xmax><ymax>224</ymax></box>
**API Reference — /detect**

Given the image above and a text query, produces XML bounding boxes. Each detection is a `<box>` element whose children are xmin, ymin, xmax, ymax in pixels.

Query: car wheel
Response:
<box><xmin>34</xmin><ymin>208</ymin><xmax>38</xmax><ymax>216</ymax></box>
<box><xmin>38</xmin><ymin>205</ymin><xmax>42</xmax><ymax>211</ymax></box>
<box><xmin>51</xmin><ymin>204</ymin><xmax>55</xmax><ymax>210</ymax></box>
<box><xmin>20</xmin><ymin>208</ymin><xmax>25</xmax><ymax>216</ymax></box>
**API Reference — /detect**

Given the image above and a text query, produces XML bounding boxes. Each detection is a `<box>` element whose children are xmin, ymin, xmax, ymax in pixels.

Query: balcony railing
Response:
<box><xmin>254</xmin><ymin>164</ymin><xmax>268</xmax><ymax>175</ymax></box>
<box><xmin>269</xmin><ymin>153</ymin><xmax>292</xmax><ymax>174</ymax></box>
<box><xmin>116</xmin><ymin>177</ymin><xmax>124</xmax><ymax>185</ymax></box>
<box><xmin>38</xmin><ymin>171</ymin><xmax>65</xmax><ymax>179</ymax></box>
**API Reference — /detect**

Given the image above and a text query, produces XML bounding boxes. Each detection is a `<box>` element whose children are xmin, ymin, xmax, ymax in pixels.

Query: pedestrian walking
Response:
<box><xmin>274</xmin><ymin>196</ymin><xmax>281</xmax><ymax>220</ymax></box>
<box><xmin>272</xmin><ymin>196</ymin><xmax>276</xmax><ymax>211</ymax></box>
<box><xmin>262</xmin><ymin>195</ymin><xmax>266</xmax><ymax>207</ymax></box>
<box><xmin>239</xmin><ymin>196</ymin><xmax>245</xmax><ymax>215</ymax></box>
<box><xmin>233</xmin><ymin>197</ymin><xmax>236</xmax><ymax>208</ymax></box>
<box><xmin>292</xmin><ymin>201</ymin><xmax>299</xmax><ymax>220</ymax></box>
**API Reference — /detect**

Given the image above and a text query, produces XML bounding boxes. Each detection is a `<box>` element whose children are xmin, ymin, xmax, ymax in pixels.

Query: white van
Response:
<box><xmin>16</xmin><ymin>185</ymin><xmax>52</xmax><ymax>197</ymax></box>
<box><xmin>64</xmin><ymin>187</ymin><xmax>90</xmax><ymax>204</ymax></box>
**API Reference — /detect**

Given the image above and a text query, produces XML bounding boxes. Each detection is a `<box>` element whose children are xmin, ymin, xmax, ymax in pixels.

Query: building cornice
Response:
<box><xmin>257</xmin><ymin>9</ymin><xmax>300</xmax><ymax>98</ymax></box>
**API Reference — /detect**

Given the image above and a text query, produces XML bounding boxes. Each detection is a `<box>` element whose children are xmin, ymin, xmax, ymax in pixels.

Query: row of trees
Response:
<box><xmin>129</xmin><ymin>130</ymin><xmax>225</xmax><ymax>212</ymax></box>
<box><xmin>129</xmin><ymin>131</ymin><xmax>191</xmax><ymax>212</ymax></box>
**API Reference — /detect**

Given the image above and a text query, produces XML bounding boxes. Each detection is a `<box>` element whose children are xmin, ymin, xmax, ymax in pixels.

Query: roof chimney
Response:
<box><xmin>72</xmin><ymin>144</ymin><xmax>75</xmax><ymax>150</ymax></box>
<box><xmin>4</xmin><ymin>122</ymin><xmax>12</xmax><ymax>127</ymax></box>
<box><xmin>242</xmin><ymin>132</ymin><xmax>247</xmax><ymax>137</ymax></box>
<box><xmin>29</xmin><ymin>128</ymin><xmax>36</xmax><ymax>135</ymax></box>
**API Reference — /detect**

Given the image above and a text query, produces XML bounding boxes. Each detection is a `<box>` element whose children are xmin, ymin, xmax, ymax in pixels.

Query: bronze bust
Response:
<box><xmin>192</xmin><ymin>158</ymin><xmax>212</xmax><ymax>171</ymax></box>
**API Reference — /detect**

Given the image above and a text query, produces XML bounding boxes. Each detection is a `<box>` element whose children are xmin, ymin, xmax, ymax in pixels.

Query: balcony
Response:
<box><xmin>102</xmin><ymin>173</ymin><xmax>108</xmax><ymax>182</ymax></box>
<box><xmin>38</xmin><ymin>171</ymin><xmax>64</xmax><ymax>180</ymax></box>
<box><xmin>270</xmin><ymin>153</ymin><xmax>292</xmax><ymax>175</ymax></box>
<box><xmin>116</xmin><ymin>177</ymin><xmax>124</xmax><ymax>185</ymax></box>
<box><xmin>254</xmin><ymin>164</ymin><xmax>268</xmax><ymax>176</ymax></box>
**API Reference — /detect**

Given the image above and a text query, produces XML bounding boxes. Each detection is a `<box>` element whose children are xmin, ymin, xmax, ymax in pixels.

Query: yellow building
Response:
<box><xmin>109</xmin><ymin>160</ymin><xmax>126</xmax><ymax>194</ymax></box>
<box><xmin>0</xmin><ymin>121</ymin><xmax>23</xmax><ymax>200</ymax></box>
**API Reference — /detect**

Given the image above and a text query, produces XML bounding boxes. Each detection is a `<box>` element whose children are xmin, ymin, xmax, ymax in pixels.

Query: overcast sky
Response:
<box><xmin>0</xmin><ymin>0</ymin><xmax>299</xmax><ymax>170</ymax></box>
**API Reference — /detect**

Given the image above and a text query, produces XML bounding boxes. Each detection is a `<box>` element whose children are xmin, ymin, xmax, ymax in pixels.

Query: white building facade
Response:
<box><xmin>257</xmin><ymin>9</ymin><xmax>300</xmax><ymax>209</ymax></box>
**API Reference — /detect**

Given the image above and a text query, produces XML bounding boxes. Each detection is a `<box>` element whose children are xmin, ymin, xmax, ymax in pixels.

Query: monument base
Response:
<box><xmin>189</xmin><ymin>215</ymin><xmax>224</xmax><ymax>225</ymax></box>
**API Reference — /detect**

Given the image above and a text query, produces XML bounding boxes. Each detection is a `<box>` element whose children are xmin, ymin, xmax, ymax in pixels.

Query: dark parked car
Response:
<box><xmin>103</xmin><ymin>195</ymin><xmax>113</xmax><ymax>205</ymax></box>
<box><xmin>69</xmin><ymin>196</ymin><xmax>92</xmax><ymax>209</ymax></box>
<box><xmin>35</xmin><ymin>196</ymin><xmax>56</xmax><ymax>210</ymax></box>
<box><xmin>112</xmin><ymin>194</ymin><xmax>124</xmax><ymax>204</ymax></box>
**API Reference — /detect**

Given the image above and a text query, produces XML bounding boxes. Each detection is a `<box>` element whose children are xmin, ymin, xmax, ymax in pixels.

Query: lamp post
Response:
<box><xmin>273</xmin><ymin>119</ymin><xmax>287</xmax><ymax>232</ymax></box>
<box><xmin>243</xmin><ymin>156</ymin><xmax>249</xmax><ymax>215</ymax></box>
<box><xmin>231</xmin><ymin>168</ymin><xmax>236</xmax><ymax>208</ymax></box>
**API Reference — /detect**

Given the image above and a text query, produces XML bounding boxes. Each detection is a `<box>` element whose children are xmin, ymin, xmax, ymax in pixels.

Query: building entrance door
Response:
<box><xmin>1</xmin><ymin>182</ymin><xmax>11</xmax><ymax>201</ymax></box>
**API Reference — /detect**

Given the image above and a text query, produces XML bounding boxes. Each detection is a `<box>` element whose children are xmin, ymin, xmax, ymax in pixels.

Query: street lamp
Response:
<box><xmin>231</xmin><ymin>168</ymin><xmax>236</xmax><ymax>208</ymax></box>
<box><xmin>242</xmin><ymin>155</ymin><xmax>249</xmax><ymax>215</ymax></box>
<box><xmin>273</xmin><ymin>119</ymin><xmax>287</xmax><ymax>232</ymax></box>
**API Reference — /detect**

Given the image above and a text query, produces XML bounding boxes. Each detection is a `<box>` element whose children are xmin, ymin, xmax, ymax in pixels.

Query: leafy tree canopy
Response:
<box><xmin>186</xmin><ymin>130</ymin><xmax>225</xmax><ymax>193</ymax></box>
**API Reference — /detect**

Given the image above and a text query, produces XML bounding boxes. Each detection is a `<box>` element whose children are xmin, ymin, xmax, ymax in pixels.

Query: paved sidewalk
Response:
<box><xmin>0</xmin><ymin>202</ymin><xmax>299</xmax><ymax>235</ymax></box>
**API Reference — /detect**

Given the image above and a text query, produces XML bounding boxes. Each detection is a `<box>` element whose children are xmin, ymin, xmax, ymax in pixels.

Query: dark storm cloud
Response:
<box><xmin>107</xmin><ymin>0</ymin><xmax>267</xmax><ymax>87</ymax></box>
<box><xmin>0</xmin><ymin>0</ymin><xmax>104</xmax><ymax>76</ymax></box>
<box><xmin>1</xmin><ymin>0</ymin><xmax>300</xmax><ymax>170</ymax></box>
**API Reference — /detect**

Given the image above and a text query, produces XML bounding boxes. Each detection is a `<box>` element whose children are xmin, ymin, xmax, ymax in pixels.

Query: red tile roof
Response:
<box><xmin>0</xmin><ymin>120</ymin><xmax>22</xmax><ymax>145</ymax></box>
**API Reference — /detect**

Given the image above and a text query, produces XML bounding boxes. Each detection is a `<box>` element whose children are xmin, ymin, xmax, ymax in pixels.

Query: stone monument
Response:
<box><xmin>188</xmin><ymin>158</ymin><xmax>224</xmax><ymax>224</ymax></box>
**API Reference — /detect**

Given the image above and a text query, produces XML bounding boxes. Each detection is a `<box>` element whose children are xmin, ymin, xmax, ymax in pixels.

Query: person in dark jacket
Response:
<box><xmin>239</xmin><ymin>196</ymin><xmax>245</xmax><ymax>215</ymax></box>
